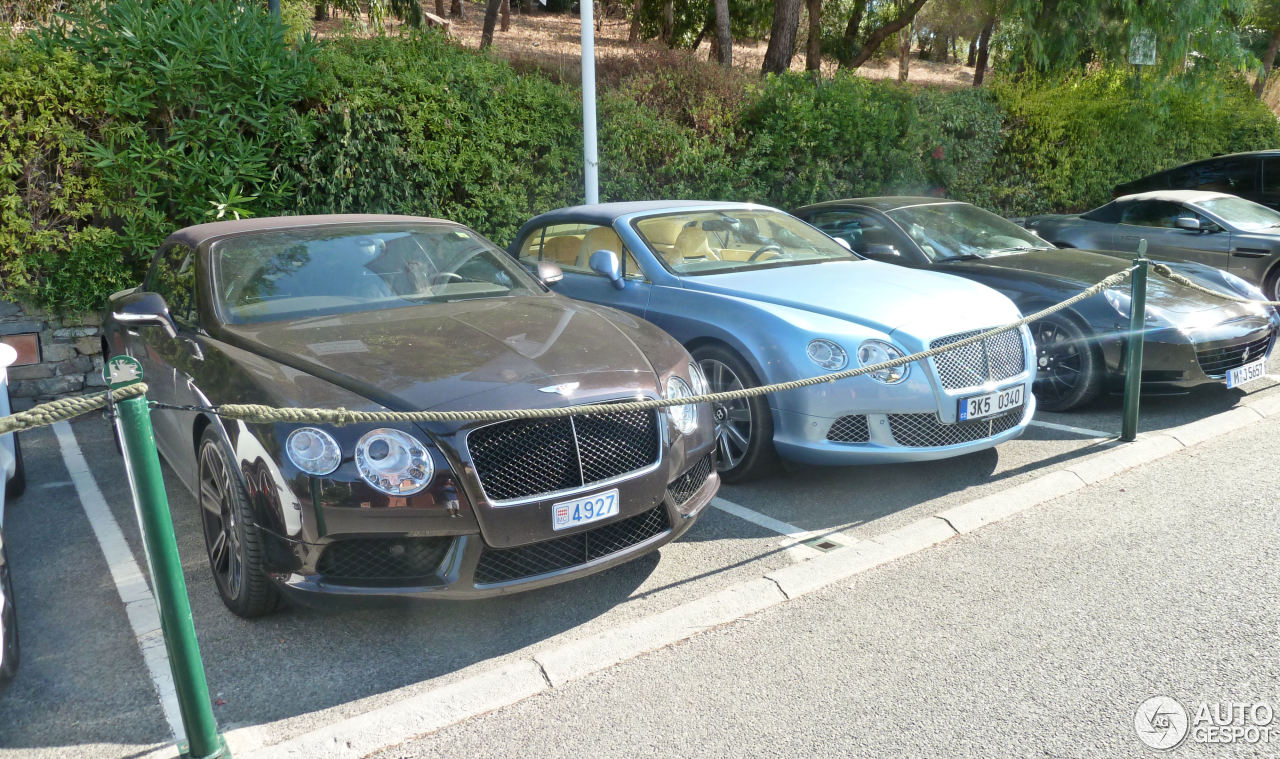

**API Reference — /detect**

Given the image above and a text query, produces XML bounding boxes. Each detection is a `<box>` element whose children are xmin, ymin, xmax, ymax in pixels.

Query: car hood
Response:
<box><xmin>945</xmin><ymin>248</ymin><xmax>1248</xmax><ymax>316</ymax></box>
<box><xmin>216</xmin><ymin>296</ymin><xmax>662</xmax><ymax>411</ymax></box>
<box><xmin>680</xmin><ymin>260</ymin><xmax>1020</xmax><ymax>338</ymax></box>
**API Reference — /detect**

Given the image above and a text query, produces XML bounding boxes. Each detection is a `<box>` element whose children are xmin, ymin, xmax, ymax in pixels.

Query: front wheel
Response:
<box><xmin>198</xmin><ymin>428</ymin><xmax>279</xmax><ymax>618</ymax></box>
<box><xmin>0</xmin><ymin>538</ymin><xmax>18</xmax><ymax>685</ymax></box>
<box><xmin>1030</xmin><ymin>313</ymin><xmax>1103</xmax><ymax>412</ymax></box>
<box><xmin>691</xmin><ymin>344</ymin><xmax>777</xmax><ymax>483</ymax></box>
<box><xmin>1263</xmin><ymin>268</ymin><xmax>1280</xmax><ymax>303</ymax></box>
<box><xmin>4</xmin><ymin>434</ymin><xmax>23</xmax><ymax>501</ymax></box>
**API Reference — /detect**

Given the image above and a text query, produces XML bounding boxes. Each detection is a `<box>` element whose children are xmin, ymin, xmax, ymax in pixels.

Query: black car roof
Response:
<box><xmin>164</xmin><ymin>214</ymin><xmax>454</xmax><ymax>249</ymax></box>
<box><xmin>796</xmin><ymin>197</ymin><xmax>955</xmax><ymax>213</ymax></box>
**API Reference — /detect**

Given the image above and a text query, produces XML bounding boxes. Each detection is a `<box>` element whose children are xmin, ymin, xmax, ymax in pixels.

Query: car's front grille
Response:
<box><xmin>315</xmin><ymin>537</ymin><xmax>452</xmax><ymax>586</ymax></box>
<box><xmin>930</xmin><ymin>328</ymin><xmax>1026</xmax><ymax>390</ymax></box>
<box><xmin>474</xmin><ymin>505</ymin><xmax>671</xmax><ymax>585</ymax></box>
<box><xmin>887</xmin><ymin>409</ymin><xmax>1022</xmax><ymax>448</ymax></box>
<box><xmin>667</xmin><ymin>453</ymin><xmax>712</xmax><ymax>505</ymax></box>
<box><xmin>1195</xmin><ymin>330</ymin><xmax>1274</xmax><ymax>377</ymax></box>
<box><xmin>826</xmin><ymin>415</ymin><xmax>870</xmax><ymax>443</ymax></box>
<box><xmin>468</xmin><ymin>408</ymin><xmax>660</xmax><ymax>502</ymax></box>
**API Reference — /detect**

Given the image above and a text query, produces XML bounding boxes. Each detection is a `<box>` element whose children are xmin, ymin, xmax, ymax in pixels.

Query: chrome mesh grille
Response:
<box><xmin>315</xmin><ymin>537</ymin><xmax>451</xmax><ymax>586</ymax></box>
<box><xmin>468</xmin><ymin>409</ymin><xmax>660</xmax><ymax>502</ymax></box>
<box><xmin>826</xmin><ymin>415</ymin><xmax>870</xmax><ymax>443</ymax></box>
<box><xmin>667</xmin><ymin>453</ymin><xmax>713</xmax><ymax>505</ymax></box>
<box><xmin>887</xmin><ymin>409</ymin><xmax>1022</xmax><ymax>448</ymax></box>
<box><xmin>474</xmin><ymin>505</ymin><xmax>671</xmax><ymax>584</ymax></box>
<box><xmin>1195</xmin><ymin>330</ymin><xmax>1274</xmax><ymax>377</ymax></box>
<box><xmin>930</xmin><ymin>328</ymin><xmax>1026</xmax><ymax>390</ymax></box>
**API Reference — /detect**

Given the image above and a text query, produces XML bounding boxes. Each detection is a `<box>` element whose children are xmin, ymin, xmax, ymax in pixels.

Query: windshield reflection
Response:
<box><xmin>633</xmin><ymin>210</ymin><xmax>856</xmax><ymax>276</ymax></box>
<box><xmin>885</xmin><ymin>203</ymin><xmax>1053</xmax><ymax>262</ymax></box>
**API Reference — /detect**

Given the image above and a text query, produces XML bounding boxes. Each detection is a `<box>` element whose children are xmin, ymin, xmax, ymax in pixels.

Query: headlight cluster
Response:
<box><xmin>666</xmin><ymin>375</ymin><xmax>698</xmax><ymax>435</ymax></box>
<box><xmin>857</xmin><ymin>339</ymin><xmax>910</xmax><ymax>384</ymax></box>
<box><xmin>1104</xmin><ymin>289</ymin><xmax>1170</xmax><ymax>324</ymax></box>
<box><xmin>806</xmin><ymin>339</ymin><xmax>848</xmax><ymax>371</ymax></box>
<box><xmin>285</xmin><ymin>426</ymin><xmax>434</xmax><ymax>496</ymax></box>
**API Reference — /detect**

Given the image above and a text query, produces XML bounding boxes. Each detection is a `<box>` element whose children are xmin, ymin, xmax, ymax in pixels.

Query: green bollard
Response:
<box><xmin>107</xmin><ymin>357</ymin><xmax>228</xmax><ymax>759</ymax></box>
<box><xmin>1121</xmin><ymin>257</ymin><xmax>1149</xmax><ymax>442</ymax></box>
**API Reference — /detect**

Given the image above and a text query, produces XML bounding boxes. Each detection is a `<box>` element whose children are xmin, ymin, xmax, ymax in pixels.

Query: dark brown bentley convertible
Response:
<box><xmin>103</xmin><ymin>215</ymin><xmax>718</xmax><ymax>617</ymax></box>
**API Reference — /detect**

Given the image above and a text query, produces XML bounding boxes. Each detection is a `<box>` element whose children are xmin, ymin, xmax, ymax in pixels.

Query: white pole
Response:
<box><xmin>580</xmin><ymin>0</ymin><xmax>599</xmax><ymax>204</ymax></box>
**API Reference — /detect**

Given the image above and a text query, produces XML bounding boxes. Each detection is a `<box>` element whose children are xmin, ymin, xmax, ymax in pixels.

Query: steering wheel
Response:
<box><xmin>430</xmin><ymin>271</ymin><xmax>465</xmax><ymax>286</ymax></box>
<box><xmin>748</xmin><ymin>244</ymin><xmax>785</xmax><ymax>262</ymax></box>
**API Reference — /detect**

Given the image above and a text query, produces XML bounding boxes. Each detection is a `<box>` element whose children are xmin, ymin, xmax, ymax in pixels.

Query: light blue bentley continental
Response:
<box><xmin>509</xmin><ymin>202</ymin><xmax>1037</xmax><ymax>482</ymax></box>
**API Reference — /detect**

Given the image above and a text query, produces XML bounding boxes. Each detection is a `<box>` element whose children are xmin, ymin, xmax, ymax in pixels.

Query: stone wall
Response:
<box><xmin>0</xmin><ymin>301</ymin><xmax>104</xmax><ymax>411</ymax></box>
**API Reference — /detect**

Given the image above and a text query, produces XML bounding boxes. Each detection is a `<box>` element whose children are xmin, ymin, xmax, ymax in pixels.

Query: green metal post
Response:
<box><xmin>1121</xmin><ymin>257</ymin><xmax>1149</xmax><ymax>442</ymax></box>
<box><xmin>115</xmin><ymin>393</ymin><xmax>228</xmax><ymax>759</ymax></box>
<box><xmin>268</xmin><ymin>0</ymin><xmax>280</xmax><ymax>16</ymax></box>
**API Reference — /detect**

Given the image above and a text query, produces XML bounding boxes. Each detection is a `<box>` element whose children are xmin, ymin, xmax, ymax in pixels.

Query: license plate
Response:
<box><xmin>958</xmin><ymin>385</ymin><xmax>1025</xmax><ymax>421</ymax></box>
<box><xmin>552</xmin><ymin>488</ymin><xmax>620</xmax><ymax>531</ymax></box>
<box><xmin>1227</xmin><ymin>358</ymin><xmax>1267</xmax><ymax>388</ymax></box>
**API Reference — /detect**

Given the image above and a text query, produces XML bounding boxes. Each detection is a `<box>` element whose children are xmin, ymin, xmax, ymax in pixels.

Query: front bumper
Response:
<box><xmin>1098</xmin><ymin>317</ymin><xmax>1277</xmax><ymax>395</ymax></box>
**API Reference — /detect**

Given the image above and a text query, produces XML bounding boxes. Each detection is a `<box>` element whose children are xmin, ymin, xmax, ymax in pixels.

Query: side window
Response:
<box><xmin>147</xmin><ymin>243</ymin><xmax>197</xmax><ymax>329</ymax></box>
<box><xmin>1192</xmin><ymin>158</ymin><xmax>1257</xmax><ymax>193</ymax></box>
<box><xmin>1120</xmin><ymin>201</ymin><xmax>1183</xmax><ymax>228</ymax></box>
<box><xmin>518</xmin><ymin>223</ymin><xmax>645</xmax><ymax>280</ymax></box>
<box><xmin>808</xmin><ymin>210</ymin><xmax>900</xmax><ymax>257</ymax></box>
<box><xmin>1262</xmin><ymin>157</ymin><xmax>1280</xmax><ymax>193</ymax></box>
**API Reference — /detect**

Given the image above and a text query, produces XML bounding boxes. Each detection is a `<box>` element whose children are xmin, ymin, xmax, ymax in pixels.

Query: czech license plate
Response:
<box><xmin>552</xmin><ymin>488</ymin><xmax>620</xmax><ymax>531</ymax></box>
<box><xmin>958</xmin><ymin>385</ymin><xmax>1025</xmax><ymax>421</ymax></box>
<box><xmin>1227</xmin><ymin>358</ymin><xmax>1267</xmax><ymax>388</ymax></box>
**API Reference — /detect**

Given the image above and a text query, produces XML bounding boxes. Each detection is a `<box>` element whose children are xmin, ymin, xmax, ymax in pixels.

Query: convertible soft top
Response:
<box><xmin>164</xmin><ymin>214</ymin><xmax>453</xmax><ymax>249</ymax></box>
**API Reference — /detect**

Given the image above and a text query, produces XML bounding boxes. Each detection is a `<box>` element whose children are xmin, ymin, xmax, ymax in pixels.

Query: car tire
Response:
<box><xmin>0</xmin><ymin>539</ymin><xmax>18</xmax><ymax>685</ymax></box>
<box><xmin>1030</xmin><ymin>313</ymin><xmax>1103</xmax><ymax>412</ymax></box>
<box><xmin>691</xmin><ymin>344</ymin><xmax>777</xmax><ymax>483</ymax></box>
<box><xmin>4</xmin><ymin>434</ymin><xmax>23</xmax><ymax>501</ymax></box>
<box><xmin>197</xmin><ymin>428</ymin><xmax>279</xmax><ymax>618</ymax></box>
<box><xmin>1264</xmin><ymin>268</ymin><xmax>1280</xmax><ymax>303</ymax></box>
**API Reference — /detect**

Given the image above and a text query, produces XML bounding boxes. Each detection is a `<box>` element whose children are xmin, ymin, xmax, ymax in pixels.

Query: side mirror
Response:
<box><xmin>588</xmin><ymin>250</ymin><xmax>625</xmax><ymax>290</ymax></box>
<box><xmin>1175</xmin><ymin>216</ymin><xmax>1202</xmax><ymax>232</ymax></box>
<box><xmin>864</xmin><ymin>243</ymin><xmax>900</xmax><ymax>258</ymax></box>
<box><xmin>112</xmin><ymin>291</ymin><xmax>177</xmax><ymax>339</ymax></box>
<box><xmin>534</xmin><ymin>260</ymin><xmax>563</xmax><ymax>286</ymax></box>
<box><xmin>833</xmin><ymin>237</ymin><xmax>853</xmax><ymax>251</ymax></box>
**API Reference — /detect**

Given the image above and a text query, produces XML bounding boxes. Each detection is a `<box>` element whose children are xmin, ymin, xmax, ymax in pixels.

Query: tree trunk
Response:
<box><xmin>840</xmin><ymin>0</ymin><xmax>926</xmax><ymax>70</ymax></box>
<box><xmin>805</xmin><ymin>0</ymin><xmax>821</xmax><ymax>72</ymax></box>
<box><xmin>838</xmin><ymin>0</ymin><xmax>867</xmax><ymax>67</ymax></box>
<box><xmin>692</xmin><ymin>16</ymin><xmax>711</xmax><ymax>50</ymax></box>
<box><xmin>629</xmin><ymin>0</ymin><xmax>643</xmax><ymax>43</ymax></box>
<box><xmin>500</xmin><ymin>0</ymin><xmax>509</xmax><ymax>31</ymax></box>
<box><xmin>480</xmin><ymin>0</ymin><xmax>501</xmax><ymax>48</ymax></box>
<box><xmin>714</xmin><ymin>0</ymin><xmax>732</xmax><ymax>66</ymax></box>
<box><xmin>973</xmin><ymin>17</ymin><xmax>994</xmax><ymax>86</ymax></box>
<box><xmin>762</xmin><ymin>0</ymin><xmax>803</xmax><ymax>74</ymax></box>
<box><xmin>897</xmin><ymin>22</ymin><xmax>910</xmax><ymax>82</ymax></box>
<box><xmin>661</xmin><ymin>0</ymin><xmax>674</xmax><ymax>45</ymax></box>
<box><xmin>450</xmin><ymin>0</ymin><xmax>465</xmax><ymax>19</ymax></box>
<box><xmin>966</xmin><ymin>36</ymin><xmax>976</xmax><ymax>66</ymax></box>
<box><xmin>314</xmin><ymin>2</ymin><xmax>328</xmax><ymax>20</ymax></box>
<box><xmin>1256</xmin><ymin>27</ymin><xmax>1280</xmax><ymax>98</ymax></box>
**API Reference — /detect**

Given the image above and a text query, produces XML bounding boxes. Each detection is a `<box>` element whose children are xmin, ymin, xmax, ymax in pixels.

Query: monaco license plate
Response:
<box><xmin>1227</xmin><ymin>358</ymin><xmax>1267</xmax><ymax>389</ymax></box>
<box><xmin>958</xmin><ymin>385</ymin><xmax>1025</xmax><ymax>421</ymax></box>
<box><xmin>552</xmin><ymin>488</ymin><xmax>620</xmax><ymax>531</ymax></box>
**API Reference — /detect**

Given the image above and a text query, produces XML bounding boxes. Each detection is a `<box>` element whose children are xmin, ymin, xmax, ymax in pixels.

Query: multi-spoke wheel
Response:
<box><xmin>0</xmin><ymin>535</ymin><xmax>18</xmax><ymax>685</ymax></box>
<box><xmin>197</xmin><ymin>428</ymin><xmax>278</xmax><ymax>618</ymax></box>
<box><xmin>691</xmin><ymin>344</ymin><xmax>776</xmax><ymax>483</ymax></box>
<box><xmin>1030</xmin><ymin>313</ymin><xmax>1102</xmax><ymax>412</ymax></box>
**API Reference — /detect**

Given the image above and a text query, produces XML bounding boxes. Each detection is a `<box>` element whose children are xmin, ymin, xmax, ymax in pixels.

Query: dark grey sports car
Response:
<box><xmin>794</xmin><ymin>198</ymin><xmax>1280</xmax><ymax>412</ymax></box>
<box><xmin>102</xmin><ymin>215</ymin><xmax>718</xmax><ymax>617</ymax></box>
<box><xmin>1020</xmin><ymin>191</ymin><xmax>1280</xmax><ymax>301</ymax></box>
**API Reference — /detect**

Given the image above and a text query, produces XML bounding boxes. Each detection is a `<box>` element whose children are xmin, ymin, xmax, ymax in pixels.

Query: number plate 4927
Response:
<box><xmin>552</xmin><ymin>489</ymin><xmax>620</xmax><ymax>531</ymax></box>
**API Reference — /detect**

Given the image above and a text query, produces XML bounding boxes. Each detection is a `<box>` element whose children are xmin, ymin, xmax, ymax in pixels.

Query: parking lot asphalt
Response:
<box><xmin>1</xmin><ymin>360</ymin><xmax>1278</xmax><ymax>758</ymax></box>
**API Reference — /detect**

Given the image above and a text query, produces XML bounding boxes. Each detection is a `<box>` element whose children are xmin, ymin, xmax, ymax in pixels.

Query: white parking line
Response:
<box><xmin>1028</xmin><ymin>420</ymin><xmax>1113</xmax><ymax>438</ymax></box>
<box><xmin>711</xmin><ymin>496</ymin><xmax>853</xmax><ymax>560</ymax></box>
<box><xmin>52</xmin><ymin>421</ymin><xmax>183</xmax><ymax>743</ymax></box>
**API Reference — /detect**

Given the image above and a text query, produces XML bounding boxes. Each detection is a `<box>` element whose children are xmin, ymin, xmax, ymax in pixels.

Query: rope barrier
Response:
<box><xmin>0</xmin><ymin>265</ymin><xmax>1141</xmax><ymax>433</ymax></box>
<box><xmin>1151</xmin><ymin>263</ymin><xmax>1280</xmax><ymax>307</ymax></box>
<box><xmin>0</xmin><ymin>383</ymin><xmax>147</xmax><ymax>436</ymax></box>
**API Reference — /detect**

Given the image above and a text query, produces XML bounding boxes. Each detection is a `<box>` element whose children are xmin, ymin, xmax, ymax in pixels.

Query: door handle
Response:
<box><xmin>1231</xmin><ymin>248</ymin><xmax>1270</xmax><ymax>258</ymax></box>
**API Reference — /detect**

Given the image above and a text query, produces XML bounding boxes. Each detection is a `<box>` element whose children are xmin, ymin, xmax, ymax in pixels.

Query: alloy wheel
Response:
<box><xmin>698</xmin><ymin>357</ymin><xmax>753</xmax><ymax>472</ymax></box>
<box><xmin>1033</xmin><ymin>320</ymin><xmax>1084</xmax><ymax>405</ymax></box>
<box><xmin>199</xmin><ymin>443</ymin><xmax>244</xmax><ymax>601</ymax></box>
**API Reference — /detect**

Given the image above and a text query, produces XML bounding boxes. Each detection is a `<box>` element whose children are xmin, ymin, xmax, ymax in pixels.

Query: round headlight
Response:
<box><xmin>688</xmin><ymin>361</ymin><xmax>709</xmax><ymax>396</ymax></box>
<box><xmin>666</xmin><ymin>375</ymin><xmax>698</xmax><ymax>435</ymax></box>
<box><xmin>355</xmin><ymin>428</ymin><xmax>433</xmax><ymax>496</ymax></box>
<box><xmin>285</xmin><ymin>427</ymin><xmax>341</xmax><ymax>476</ymax></box>
<box><xmin>807</xmin><ymin>339</ymin><xmax>848</xmax><ymax>371</ymax></box>
<box><xmin>857</xmin><ymin>340</ymin><xmax>910</xmax><ymax>384</ymax></box>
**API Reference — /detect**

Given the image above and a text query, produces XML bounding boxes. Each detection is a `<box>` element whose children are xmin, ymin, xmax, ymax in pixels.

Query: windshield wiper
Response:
<box><xmin>989</xmin><ymin>245</ymin><xmax>1051</xmax><ymax>255</ymax></box>
<box><xmin>938</xmin><ymin>254</ymin><xmax>983</xmax><ymax>262</ymax></box>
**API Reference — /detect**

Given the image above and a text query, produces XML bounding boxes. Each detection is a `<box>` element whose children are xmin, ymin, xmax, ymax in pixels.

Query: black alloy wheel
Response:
<box><xmin>4</xmin><ymin>434</ymin><xmax>23</xmax><ymax>501</ymax></box>
<box><xmin>197</xmin><ymin>428</ymin><xmax>279</xmax><ymax>618</ymax></box>
<box><xmin>691</xmin><ymin>344</ymin><xmax>776</xmax><ymax>483</ymax></box>
<box><xmin>1030</xmin><ymin>313</ymin><xmax>1103</xmax><ymax>412</ymax></box>
<box><xmin>0</xmin><ymin>537</ymin><xmax>17</xmax><ymax>685</ymax></box>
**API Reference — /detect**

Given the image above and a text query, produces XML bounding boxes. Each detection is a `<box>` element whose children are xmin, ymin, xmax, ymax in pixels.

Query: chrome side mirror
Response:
<box><xmin>864</xmin><ymin>243</ymin><xmax>901</xmax><ymax>258</ymax></box>
<box><xmin>112</xmin><ymin>291</ymin><xmax>177</xmax><ymax>339</ymax></box>
<box><xmin>1175</xmin><ymin>216</ymin><xmax>1202</xmax><ymax>232</ymax></box>
<box><xmin>535</xmin><ymin>260</ymin><xmax>563</xmax><ymax>286</ymax></box>
<box><xmin>588</xmin><ymin>250</ymin><xmax>625</xmax><ymax>290</ymax></box>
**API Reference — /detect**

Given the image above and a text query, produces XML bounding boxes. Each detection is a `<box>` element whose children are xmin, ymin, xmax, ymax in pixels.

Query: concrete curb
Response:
<box><xmin>225</xmin><ymin>396</ymin><xmax>1280</xmax><ymax>759</ymax></box>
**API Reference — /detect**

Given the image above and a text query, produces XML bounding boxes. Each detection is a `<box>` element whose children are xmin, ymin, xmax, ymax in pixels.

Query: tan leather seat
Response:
<box><xmin>541</xmin><ymin>235</ymin><xmax>581</xmax><ymax>266</ymax></box>
<box><xmin>641</xmin><ymin>218</ymin><xmax>688</xmax><ymax>256</ymax></box>
<box><xmin>577</xmin><ymin>226</ymin><xmax>624</xmax><ymax>268</ymax></box>
<box><xmin>672</xmin><ymin>226</ymin><xmax>717</xmax><ymax>266</ymax></box>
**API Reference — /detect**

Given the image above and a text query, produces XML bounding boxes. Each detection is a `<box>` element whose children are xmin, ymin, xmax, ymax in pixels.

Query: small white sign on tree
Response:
<box><xmin>1129</xmin><ymin>28</ymin><xmax>1156</xmax><ymax>66</ymax></box>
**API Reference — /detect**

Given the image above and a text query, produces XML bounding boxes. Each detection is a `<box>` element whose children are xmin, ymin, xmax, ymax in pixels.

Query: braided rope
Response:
<box><xmin>1151</xmin><ymin>263</ymin><xmax>1280</xmax><ymax>307</ymax></box>
<box><xmin>212</xmin><ymin>267</ymin><xmax>1136</xmax><ymax>426</ymax></box>
<box><xmin>0</xmin><ymin>383</ymin><xmax>148</xmax><ymax>435</ymax></box>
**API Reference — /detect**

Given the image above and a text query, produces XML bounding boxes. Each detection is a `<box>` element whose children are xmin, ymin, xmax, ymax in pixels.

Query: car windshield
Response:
<box><xmin>885</xmin><ymin>203</ymin><xmax>1053</xmax><ymax>262</ymax></box>
<box><xmin>212</xmin><ymin>224</ymin><xmax>540</xmax><ymax>324</ymax></box>
<box><xmin>1194</xmin><ymin>196</ymin><xmax>1280</xmax><ymax>231</ymax></box>
<box><xmin>632</xmin><ymin>209</ymin><xmax>856</xmax><ymax>276</ymax></box>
